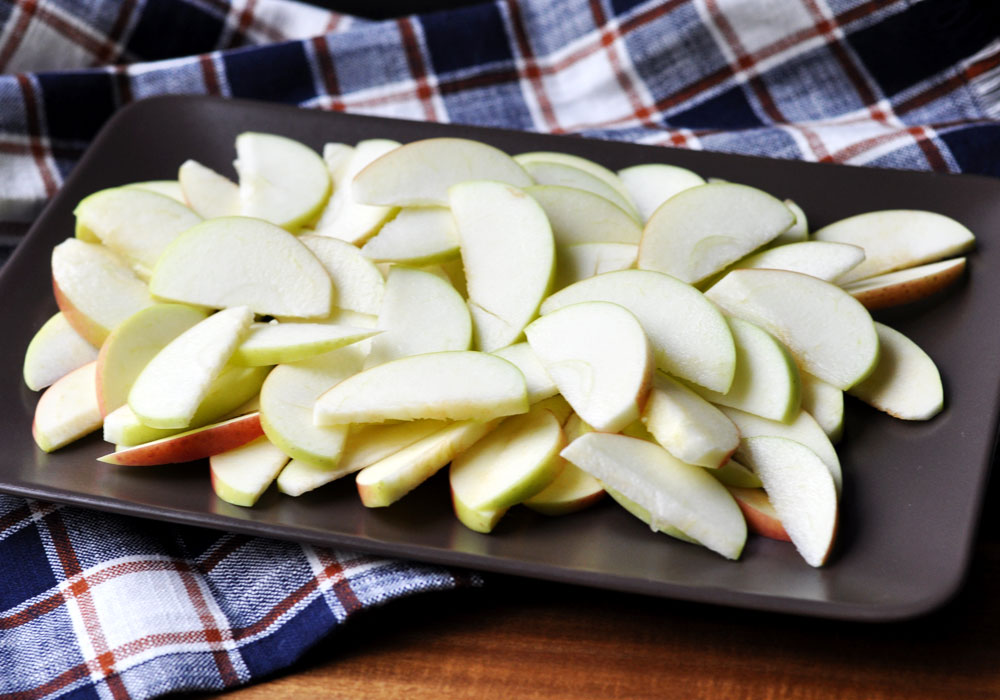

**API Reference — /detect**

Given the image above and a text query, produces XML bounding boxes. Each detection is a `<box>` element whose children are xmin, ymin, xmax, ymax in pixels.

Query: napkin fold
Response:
<box><xmin>1</xmin><ymin>0</ymin><xmax>999</xmax><ymax>696</ymax></box>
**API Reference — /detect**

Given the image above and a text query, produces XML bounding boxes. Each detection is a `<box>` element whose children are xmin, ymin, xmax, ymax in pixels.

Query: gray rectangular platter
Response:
<box><xmin>2</xmin><ymin>95</ymin><xmax>999</xmax><ymax>621</ymax></box>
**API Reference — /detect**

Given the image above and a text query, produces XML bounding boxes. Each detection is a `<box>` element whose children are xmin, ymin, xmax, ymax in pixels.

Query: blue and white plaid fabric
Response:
<box><xmin>1</xmin><ymin>0</ymin><xmax>999</xmax><ymax>696</ymax></box>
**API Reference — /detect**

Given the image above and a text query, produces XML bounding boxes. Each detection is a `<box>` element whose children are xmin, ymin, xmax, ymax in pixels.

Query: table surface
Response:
<box><xmin>192</xmin><ymin>471</ymin><xmax>1000</xmax><ymax>699</ymax></box>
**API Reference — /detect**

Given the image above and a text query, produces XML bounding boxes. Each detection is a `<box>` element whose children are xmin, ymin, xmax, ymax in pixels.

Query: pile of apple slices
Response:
<box><xmin>24</xmin><ymin>131</ymin><xmax>975</xmax><ymax>569</ymax></box>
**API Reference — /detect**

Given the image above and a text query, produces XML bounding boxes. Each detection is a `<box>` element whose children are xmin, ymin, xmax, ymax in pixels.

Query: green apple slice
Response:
<box><xmin>562</xmin><ymin>432</ymin><xmax>746</xmax><ymax>560</ymax></box>
<box><xmin>96</xmin><ymin>304</ymin><xmax>210</xmax><ymax>416</ymax></box>
<box><xmin>98</xmin><ymin>413</ymin><xmax>263</xmax><ymax>466</ymax></box>
<box><xmin>554</xmin><ymin>242</ymin><xmax>637</xmax><ymax>291</ymax></box>
<box><xmin>178</xmin><ymin>159</ymin><xmax>240</xmax><ymax>219</ymax></box>
<box><xmin>736</xmin><ymin>436</ymin><xmax>838</xmax><ymax>567</ymax></box>
<box><xmin>526</xmin><ymin>185</ymin><xmax>642</xmax><ymax>245</ymax></box>
<box><xmin>23</xmin><ymin>312</ymin><xmax>98</xmax><ymax>391</ymax></box>
<box><xmin>541</xmin><ymin>270</ymin><xmax>735</xmax><ymax>393</ymax></box>
<box><xmin>234</xmin><ymin>322</ymin><xmax>378</xmax><ymax>367</ymax></box>
<box><xmin>125</xmin><ymin>180</ymin><xmax>185</xmax><ymax>203</ymax></box>
<box><xmin>356</xmin><ymin>419</ymin><xmax>500</xmax><ymax>507</ymax></box>
<box><xmin>616</xmin><ymin>163</ymin><xmax>705</xmax><ymax>222</ymax></box>
<box><xmin>450</xmin><ymin>181</ymin><xmax>555</xmax><ymax>351</ymax></box>
<box><xmin>314</xmin><ymin>351</ymin><xmax>529</xmax><ymax>425</ymax></box>
<box><xmin>352</xmin><ymin>138</ymin><xmax>532</xmax><ymax>207</ymax></box>
<box><xmin>638</xmin><ymin>183</ymin><xmax>794</xmax><ymax>284</ymax></box>
<box><xmin>516</xmin><ymin>151</ymin><xmax>636</xmax><ymax>212</ymax></box>
<box><xmin>705</xmin><ymin>269</ymin><xmax>879</xmax><ymax>390</ymax></box>
<box><xmin>519</xmin><ymin>161</ymin><xmax>638</xmax><ymax>219</ymax></box>
<box><xmin>523</xmin><ymin>413</ymin><xmax>603</xmax><ymax>516</ymax></box>
<box><xmin>800</xmin><ymin>372</ymin><xmax>844</xmax><ymax>442</ymax></box>
<box><xmin>731</xmin><ymin>241</ymin><xmax>865</xmax><ymax>282</ymax></box>
<box><xmin>491</xmin><ymin>342</ymin><xmax>558</xmax><ymax>404</ymax></box>
<box><xmin>526</xmin><ymin>301</ymin><xmax>653</xmax><ymax>433</ymax></box>
<box><xmin>360</xmin><ymin>207</ymin><xmax>460</xmax><ymax>265</ymax></box>
<box><xmin>314</xmin><ymin>138</ymin><xmax>400</xmax><ymax>244</ymax></box>
<box><xmin>260</xmin><ymin>346</ymin><xmax>365</xmax><ymax>467</ymax></box>
<box><xmin>52</xmin><ymin>239</ymin><xmax>156</xmax><ymax>347</ymax></box>
<box><xmin>726</xmin><ymin>486</ymin><xmax>790</xmax><ymax>542</ymax></box>
<box><xmin>848</xmin><ymin>322</ymin><xmax>943</xmax><ymax>420</ymax></box>
<box><xmin>32</xmin><ymin>362</ymin><xmax>102</xmax><ymax>452</ymax></box>
<box><xmin>210</xmin><ymin>436</ymin><xmax>290</xmax><ymax>507</ymax></box>
<box><xmin>641</xmin><ymin>373</ymin><xmax>739</xmax><ymax>469</ymax></box>
<box><xmin>686</xmin><ymin>317</ymin><xmax>800</xmax><ymax>423</ymax></box>
<box><xmin>771</xmin><ymin>199</ymin><xmax>808</xmax><ymax>245</ymax></box>
<box><xmin>842</xmin><ymin>257</ymin><xmax>966</xmax><ymax>310</ymax></box>
<box><xmin>365</xmin><ymin>266</ymin><xmax>471</xmax><ymax>368</ymax></box>
<box><xmin>128</xmin><ymin>307</ymin><xmax>254</xmax><ymax>429</ymax></box>
<box><xmin>73</xmin><ymin>187</ymin><xmax>202</xmax><ymax>279</ymax></box>
<box><xmin>298</xmin><ymin>234</ymin><xmax>384</xmax><ymax>315</ymax></box>
<box><xmin>150</xmin><ymin>217</ymin><xmax>333</xmax><ymax>318</ymax></box>
<box><xmin>813</xmin><ymin>209</ymin><xmax>975</xmax><ymax>284</ymax></box>
<box><xmin>234</xmin><ymin>132</ymin><xmax>331</xmax><ymax>230</ymax></box>
<box><xmin>710</xmin><ymin>459</ymin><xmax>762</xmax><ymax>489</ymax></box>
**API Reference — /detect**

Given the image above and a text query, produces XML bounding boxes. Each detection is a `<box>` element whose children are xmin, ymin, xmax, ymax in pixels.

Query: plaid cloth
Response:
<box><xmin>1</xmin><ymin>0</ymin><xmax>999</xmax><ymax>696</ymax></box>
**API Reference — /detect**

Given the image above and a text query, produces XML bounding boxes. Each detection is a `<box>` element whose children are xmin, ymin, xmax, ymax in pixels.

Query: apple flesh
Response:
<box><xmin>842</xmin><ymin>257</ymin><xmax>966</xmax><ymax>310</ymax></box>
<box><xmin>99</xmin><ymin>413</ymin><xmax>264</xmax><ymax>466</ymax></box>
<box><xmin>234</xmin><ymin>322</ymin><xmax>378</xmax><ymax>367</ymax></box>
<box><xmin>297</xmin><ymin>234</ymin><xmax>385</xmax><ymax>316</ymax></box>
<box><xmin>125</xmin><ymin>180</ymin><xmax>185</xmax><ymax>203</ymax></box>
<box><xmin>210</xmin><ymin>436</ymin><xmax>289</xmax><ymax>507</ymax></box>
<box><xmin>178</xmin><ymin>159</ymin><xmax>240</xmax><ymax>219</ymax></box>
<box><xmin>518</xmin><ymin>160</ymin><xmax>638</xmax><ymax>219</ymax></box>
<box><xmin>616</xmin><ymin>163</ymin><xmax>705</xmax><ymax>222</ymax></box>
<box><xmin>771</xmin><ymin>199</ymin><xmax>808</xmax><ymax>246</ymax></box>
<box><xmin>710</xmin><ymin>459</ymin><xmax>762</xmax><ymax>489</ymax></box>
<box><xmin>524</xmin><ymin>413</ymin><xmax>604</xmax><ymax>516</ymax></box>
<box><xmin>799</xmin><ymin>372</ymin><xmax>844</xmax><ymax>442</ymax></box>
<box><xmin>516</xmin><ymin>151</ymin><xmax>637</xmax><ymax>215</ymax></box>
<box><xmin>314</xmin><ymin>138</ymin><xmax>400</xmax><ymax>244</ymax></box>
<box><xmin>729</xmin><ymin>241</ymin><xmax>865</xmax><ymax>283</ymax></box>
<box><xmin>554</xmin><ymin>242</ymin><xmax>637</xmax><ymax>291</ymax></box>
<box><xmin>726</xmin><ymin>486</ymin><xmax>791</xmax><ymax>542</ymax></box>
<box><xmin>32</xmin><ymin>362</ymin><xmax>102</xmax><ymax>452</ymax></box>
<box><xmin>491</xmin><ymin>342</ymin><xmax>558</xmax><ymax>404</ymax></box>
<box><xmin>526</xmin><ymin>185</ymin><xmax>641</xmax><ymax>245</ymax></box>
<box><xmin>360</xmin><ymin>207</ymin><xmax>459</xmax><ymax>265</ymax></box>
<box><xmin>23</xmin><ymin>312</ymin><xmax>98</xmax><ymax>391</ymax></box>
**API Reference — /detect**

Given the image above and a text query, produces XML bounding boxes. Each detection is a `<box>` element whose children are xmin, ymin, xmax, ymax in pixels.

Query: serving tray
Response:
<box><xmin>3</xmin><ymin>95</ymin><xmax>1000</xmax><ymax>621</ymax></box>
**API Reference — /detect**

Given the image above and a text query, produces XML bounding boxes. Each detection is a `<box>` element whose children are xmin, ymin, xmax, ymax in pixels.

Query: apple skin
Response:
<box><xmin>844</xmin><ymin>257</ymin><xmax>966</xmax><ymax>310</ymax></box>
<box><xmin>52</xmin><ymin>277</ymin><xmax>112</xmax><ymax>349</ymax></box>
<box><xmin>451</xmin><ymin>495</ymin><xmax>506</xmax><ymax>534</ymax></box>
<box><xmin>727</xmin><ymin>487</ymin><xmax>791</xmax><ymax>542</ymax></box>
<box><xmin>210</xmin><ymin>436</ymin><xmax>289</xmax><ymax>507</ymax></box>
<box><xmin>32</xmin><ymin>361</ymin><xmax>102</xmax><ymax>453</ymax></box>
<box><xmin>98</xmin><ymin>413</ymin><xmax>263</xmax><ymax>466</ymax></box>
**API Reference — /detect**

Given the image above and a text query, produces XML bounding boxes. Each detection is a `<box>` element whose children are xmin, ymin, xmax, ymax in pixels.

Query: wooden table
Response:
<box><xmin>203</xmin><ymin>474</ymin><xmax>1000</xmax><ymax>699</ymax></box>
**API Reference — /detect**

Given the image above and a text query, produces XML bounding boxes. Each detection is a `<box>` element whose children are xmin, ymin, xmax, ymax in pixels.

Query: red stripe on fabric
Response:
<box><xmin>397</xmin><ymin>17</ymin><xmax>437</xmax><ymax>121</ymax></box>
<box><xmin>505</xmin><ymin>0</ymin><xmax>561</xmax><ymax>132</ymax></box>
<box><xmin>0</xmin><ymin>591</ymin><xmax>66</xmax><ymax>629</ymax></box>
<box><xmin>0</xmin><ymin>0</ymin><xmax>39</xmax><ymax>72</ymax></box>
<box><xmin>199</xmin><ymin>534</ymin><xmax>253</xmax><ymax>573</ymax></box>
<box><xmin>227</xmin><ymin>0</ymin><xmax>258</xmax><ymax>49</ymax></box>
<box><xmin>588</xmin><ymin>0</ymin><xmax>657</xmax><ymax>126</ymax></box>
<box><xmin>315</xmin><ymin>550</ymin><xmax>362</xmax><ymax>615</ymax></box>
<box><xmin>619</xmin><ymin>0</ymin><xmax>687</xmax><ymax>34</ymax></box>
<box><xmin>0</xmin><ymin>503</ymin><xmax>33</xmax><ymax>534</ymax></box>
<box><xmin>323</xmin><ymin>13</ymin><xmax>342</xmax><ymax>34</ymax></box>
<box><xmin>438</xmin><ymin>66</ymin><xmax>521</xmax><ymax>95</ymax></box>
<box><xmin>15</xmin><ymin>75</ymin><xmax>59</xmax><ymax>198</ymax></box>
<box><xmin>200</xmin><ymin>55</ymin><xmax>222</xmax><ymax>95</ymax></box>
<box><xmin>28</xmin><ymin>5</ymin><xmax>114</xmax><ymax>63</ymax></box>
<box><xmin>174</xmin><ymin>560</ymin><xmax>240</xmax><ymax>686</ymax></box>
<box><xmin>95</xmin><ymin>0</ymin><xmax>138</xmax><ymax>64</ymax></box>
<box><xmin>909</xmin><ymin>126</ymin><xmax>949</xmax><ymax>171</ymax></box>
<box><xmin>897</xmin><ymin>50</ymin><xmax>1000</xmax><ymax>116</ymax></box>
<box><xmin>311</xmin><ymin>35</ymin><xmax>344</xmax><ymax>110</ymax></box>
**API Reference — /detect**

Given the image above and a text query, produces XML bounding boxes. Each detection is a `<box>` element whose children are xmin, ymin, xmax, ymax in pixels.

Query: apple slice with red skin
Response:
<box><xmin>842</xmin><ymin>257</ymin><xmax>966</xmax><ymax>310</ymax></box>
<box><xmin>32</xmin><ymin>361</ymin><xmax>102</xmax><ymax>453</ymax></box>
<box><xmin>98</xmin><ymin>413</ymin><xmax>263</xmax><ymax>466</ymax></box>
<box><xmin>23</xmin><ymin>312</ymin><xmax>98</xmax><ymax>392</ymax></box>
<box><xmin>727</xmin><ymin>486</ymin><xmax>791</xmax><ymax>542</ymax></box>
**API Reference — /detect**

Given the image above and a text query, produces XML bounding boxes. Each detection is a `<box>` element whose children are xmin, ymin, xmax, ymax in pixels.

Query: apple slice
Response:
<box><xmin>800</xmin><ymin>372</ymin><xmax>844</xmax><ymax>442</ymax></box>
<box><xmin>736</xmin><ymin>436</ymin><xmax>838</xmax><ymax>567</ymax></box>
<box><xmin>32</xmin><ymin>362</ymin><xmax>102</xmax><ymax>452</ymax></box>
<box><xmin>705</xmin><ymin>269</ymin><xmax>879</xmax><ymax>390</ymax></box>
<box><xmin>352</xmin><ymin>138</ymin><xmax>532</xmax><ymax>207</ymax></box>
<box><xmin>450</xmin><ymin>181</ymin><xmax>555</xmax><ymax>351</ymax></box>
<box><xmin>210</xmin><ymin>436</ymin><xmax>290</xmax><ymax>507</ymax></box>
<box><xmin>638</xmin><ymin>183</ymin><xmax>794</xmax><ymax>284</ymax></box>
<box><xmin>260</xmin><ymin>346</ymin><xmax>365</xmax><ymax>467</ymax></box>
<box><xmin>730</xmin><ymin>241</ymin><xmax>865</xmax><ymax>282</ymax></box>
<box><xmin>73</xmin><ymin>187</ymin><xmax>202</xmax><ymax>279</ymax></box>
<box><xmin>314</xmin><ymin>351</ymin><xmax>529</xmax><ymax>425</ymax></box>
<box><xmin>234</xmin><ymin>322</ymin><xmax>378</xmax><ymax>367</ymax></box>
<box><xmin>813</xmin><ymin>209</ymin><xmax>975</xmax><ymax>284</ymax></box>
<box><xmin>562</xmin><ymin>433</ymin><xmax>746</xmax><ymax>560</ymax></box>
<box><xmin>726</xmin><ymin>486</ymin><xmax>791</xmax><ymax>542</ymax></box>
<box><xmin>314</xmin><ymin>138</ymin><xmax>400</xmax><ymax>244</ymax></box>
<box><xmin>360</xmin><ymin>207</ymin><xmax>460</xmax><ymax>265</ymax></box>
<box><xmin>848</xmin><ymin>322</ymin><xmax>943</xmax><ymax>420</ymax></box>
<box><xmin>710</xmin><ymin>459</ymin><xmax>762</xmax><ymax>489</ymax></box>
<box><xmin>52</xmin><ymin>239</ymin><xmax>155</xmax><ymax>347</ymax></box>
<box><xmin>526</xmin><ymin>185</ymin><xmax>642</xmax><ymax>245</ymax></box>
<box><xmin>178</xmin><ymin>159</ymin><xmax>240</xmax><ymax>219</ymax></box>
<box><xmin>686</xmin><ymin>317</ymin><xmax>800</xmax><ymax>423</ymax></box>
<box><xmin>523</xmin><ymin>413</ymin><xmax>604</xmax><ymax>516</ymax></box>
<box><xmin>96</xmin><ymin>304</ymin><xmax>210</xmax><ymax>415</ymax></box>
<box><xmin>554</xmin><ymin>242</ymin><xmax>637</xmax><ymax>290</ymax></box>
<box><xmin>641</xmin><ymin>373</ymin><xmax>739</xmax><ymax>469</ymax></box>
<box><xmin>298</xmin><ymin>234</ymin><xmax>385</xmax><ymax>315</ymax></box>
<box><xmin>128</xmin><ymin>307</ymin><xmax>254</xmax><ymax>429</ymax></box>
<box><xmin>356</xmin><ymin>419</ymin><xmax>500</xmax><ymax>507</ymax></box>
<box><xmin>516</xmin><ymin>151</ymin><xmax>636</xmax><ymax>212</ymax></box>
<box><xmin>603</xmin><ymin>487</ymin><xmax>699</xmax><ymax>544</ymax></box>
<box><xmin>365</xmin><ymin>266</ymin><xmax>471</xmax><ymax>368</ymax></box>
<box><xmin>842</xmin><ymin>257</ymin><xmax>966</xmax><ymax>310</ymax></box>
<box><xmin>541</xmin><ymin>270</ymin><xmax>735</xmax><ymax>393</ymax></box>
<box><xmin>98</xmin><ymin>413</ymin><xmax>263</xmax><ymax>466</ymax></box>
<box><xmin>770</xmin><ymin>199</ymin><xmax>808</xmax><ymax>246</ymax></box>
<box><xmin>616</xmin><ymin>163</ymin><xmax>705</xmax><ymax>222</ymax></box>
<box><xmin>491</xmin><ymin>342</ymin><xmax>558</xmax><ymax>404</ymax></box>
<box><xmin>234</xmin><ymin>132</ymin><xmax>331</xmax><ymax>230</ymax></box>
<box><xmin>23</xmin><ymin>312</ymin><xmax>98</xmax><ymax>391</ymax></box>
<box><xmin>126</xmin><ymin>181</ymin><xmax>185</xmax><ymax>203</ymax></box>
<box><xmin>519</xmin><ymin>160</ymin><xmax>638</xmax><ymax>219</ymax></box>
<box><xmin>150</xmin><ymin>217</ymin><xmax>333</xmax><ymax>318</ymax></box>
<box><xmin>525</xmin><ymin>301</ymin><xmax>653</xmax><ymax>433</ymax></box>
<box><xmin>720</xmin><ymin>406</ymin><xmax>842</xmax><ymax>494</ymax></box>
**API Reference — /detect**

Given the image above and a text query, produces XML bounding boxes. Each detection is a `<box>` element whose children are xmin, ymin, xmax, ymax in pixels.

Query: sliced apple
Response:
<box><xmin>360</xmin><ymin>207</ymin><xmax>460</xmax><ymax>265</ymax></box>
<box><xmin>365</xmin><ymin>266</ymin><xmax>471</xmax><ymax>368</ymax></box>
<box><xmin>314</xmin><ymin>138</ymin><xmax>400</xmax><ymax>243</ymax></box>
<box><xmin>842</xmin><ymin>257</ymin><xmax>966</xmax><ymax>310</ymax></box>
<box><xmin>450</xmin><ymin>181</ymin><xmax>555</xmax><ymax>351</ymax></box>
<box><xmin>736</xmin><ymin>436</ymin><xmax>838</xmax><ymax>567</ymax></box>
<box><xmin>314</xmin><ymin>351</ymin><xmax>528</xmax><ymax>425</ymax></box>
<box><xmin>526</xmin><ymin>185</ymin><xmax>641</xmax><ymax>245</ymax></box>
<box><xmin>32</xmin><ymin>362</ymin><xmax>102</xmax><ymax>452</ymax></box>
<box><xmin>731</xmin><ymin>241</ymin><xmax>865</xmax><ymax>282</ymax></box>
<box><xmin>519</xmin><ymin>160</ymin><xmax>637</xmax><ymax>219</ymax></box>
<box><xmin>234</xmin><ymin>132</ymin><xmax>331</xmax><ymax>230</ymax></box>
<box><xmin>705</xmin><ymin>269</ymin><xmax>879</xmax><ymax>390</ymax></box>
<box><xmin>813</xmin><ymin>209</ymin><xmax>975</xmax><ymax>284</ymax></box>
<box><xmin>523</xmin><ymin>413</ymin><xmax>603</xmax><ymax>516</ymax></box>
<box><xmin>540</xmin><ymin>270</ymin><xmax>735</xmax><ymax>393</ymax></box>
<box><xmin>210</xmin><ymin>436</ymin><xmax>290</xmax><ymax>507</ymax></box>
<box><xmin>98</xmin><ymin>413</ymin><xmax>263</xmax><ymax>466</ymax></box>
<box><xmin>848</xmin><ymin>322</ymin><xmax>943</xmax><ymax>420</ymax></box>
<box><xmin>616</xmin><ymin>163</ymin><xmax>705</xmax><ymax>222</ymax></box>
<box><xmin>491</xmin><ymin>342</ymin><xmax>558</xmax><ymax>404</ymax></box>
<box><xmin>525</xmin><ymin>301</ymin><xmax>652</xmax><ymax>433</ymax></box>
<box><xmin>603</xmin><ymin>487</ymin><xmax>699</xmax><ymax>544</ymax></box>
<box><xmin>562</xmin><ymin>432</ymin><xmax>746</xmax><ymax>560</ymax></box>
<box><xmin>770</xmin><ymin>199</ymin><xmax>808</xmax><ymax>246</ymax></box>
<box><xmin>353</xmin><ymin>138</ymin><xmax>532</xmax><ymax>207</ymax></box>
<box><xmin>150</xmin><ymin>217</ymin><xmax>333</xmax><ymax>318</ymax></box>
<box><xmin>356</xmin><ymin>419</ymin><xmax>500</xmax><ymax>507</ymax></box>
<box><xmin>726</xmin><ymin>486</ymin><xmax>791</xmax><ymax>542</ymax></box>
<box><xmin>23</xmin><ymin>312</ymin><xmax>98</xmax><ymax>391</ymax></box>
<box><xmin>641</xmin><ymin>373</ymin><xmax>739</xmax><ymax>469</ymax></box>
<box><xmin>554</xmin><ymin>242</ymin><xmax>637</xmax><ymax>290</ymax></box>
<box><xmin>96</xmin><ymin>304</ymin><xmax>210</xmax><ymax>415</ymax></box>
<box><xmin>178</xmin><ymin>159</ymin><xmax>240</xmax><ymax>219</ymax></box>
<box><xmin>52</xmin><ymin>238</ymin><xmax>155</xmax><ymax>347</ymax></box>
<box><xmin>73</xmin><ymin>187</ymin><xmax>202</xmax><ymax>278</ymax></box>
<box><xmin>298</xmin><ymin>234</ymin><xmax>384</xmax><ymax>315</ymax></box>
<box><xmin>234</xmin><ymin>322</ymin><xmax>378</xmax><ymax>367</ymax></box>
<box><xmin>128</xmin><ymin>307</ymin><xmax>254</xmax><ymax>429</ymax></box>
<box><xmin>638</xmin><ymin>183</ymin><xmax>794</xmax><ymax>284</ymax></box>
<box><xmin>800</xmin><ymin>372</ymin><xmax>844</xmax><ymax>442</ymax></box>
<box><xmin>516</xmin><ymin>151</ymin><xmax>636</xmax><ymax>212</ymax></box>
<box><xmin>710</xmin><ymin>459</ymin><xmax>762</xmax><ymax>489</ymax></box>
<box><xmin>125</xmin><ymin>180</ymin><xmax>185</xmax><ymax>203</ymax></box>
